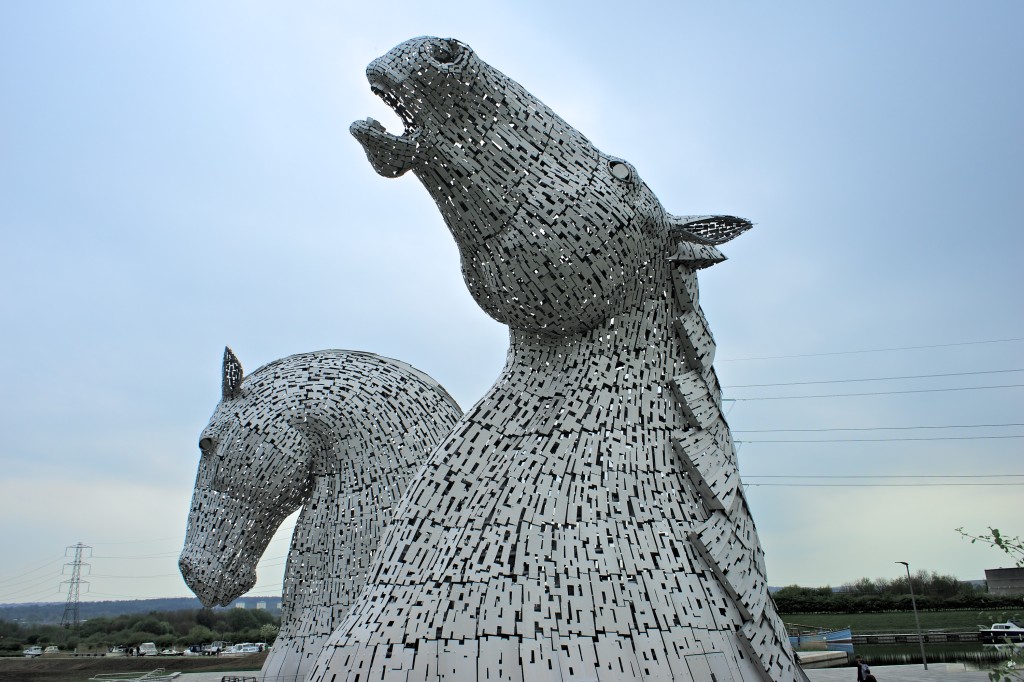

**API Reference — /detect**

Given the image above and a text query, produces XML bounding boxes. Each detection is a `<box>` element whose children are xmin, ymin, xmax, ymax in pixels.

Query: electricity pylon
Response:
<box><xmin>60</xmin><ymin>542</ymin><xmax>91</xmax><ymax>628</ymax></box>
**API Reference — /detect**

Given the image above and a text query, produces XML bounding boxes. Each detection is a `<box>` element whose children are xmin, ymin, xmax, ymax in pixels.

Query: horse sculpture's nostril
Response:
<box><xmin>178</xmin><ymin>554</ymin><xmax>202</xmax><ymax>587</ymax></box>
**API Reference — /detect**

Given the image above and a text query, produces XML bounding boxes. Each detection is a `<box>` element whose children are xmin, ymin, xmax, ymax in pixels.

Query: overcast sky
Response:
<box><xmin>1</xmin><ymin>1</ymin><xmax>1022</xmax><ymax>606</ymax></box>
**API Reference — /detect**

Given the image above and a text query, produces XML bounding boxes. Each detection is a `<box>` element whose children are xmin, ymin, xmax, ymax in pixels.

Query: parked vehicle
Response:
<box><xmin>199</xmin><ymin>641</ymin><xmax>230</xmax><ymax>655</ymax></box>
<box><xmin>23</xmin><ymin>646</ymin><xmax>43</xmax><ymax>658</ymax></box>
<box><xmin>44</xmin><ymin>645</ymin><xmax>60</xmax><ymax>654</ymax></box>
<box><xmin>138</xmin><ymin>642</ymin><xmax>158</xmax><ymax>657</ymax></box>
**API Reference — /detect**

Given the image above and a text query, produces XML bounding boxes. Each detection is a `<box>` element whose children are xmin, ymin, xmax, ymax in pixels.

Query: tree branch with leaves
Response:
<box><xmin>956</xmin><ymin>527</ymin><xmax>1024</xmax><ymax>681</ymax></box>
<box><xmin>957</xmin><ymin>527</ymin><xmax>1024</xmax><ymax>568</ymax></box>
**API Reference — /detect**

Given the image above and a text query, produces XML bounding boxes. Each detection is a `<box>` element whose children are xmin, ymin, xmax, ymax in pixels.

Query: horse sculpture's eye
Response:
<box><xmin>609</xmin><ymin>161</ymin><xmax>632</xmax><ymax>181</ymax></box>
<box><xmin>423</xmin><ymin>39</ymin><xmax>460</xmax><ymax>65</ymax></box>
<box><xmin>199</xmin><ymin>437</ymin><xmax>214</xmax><ymax>454</ymax></box>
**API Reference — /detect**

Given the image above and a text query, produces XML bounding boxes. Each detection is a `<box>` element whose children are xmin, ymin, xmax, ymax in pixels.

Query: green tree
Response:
<box><xmin>196</xmin><ymin>608</ymin><xmax>217</xmax><ymax>628</ymax></box>
<box><xmin>258</xmin><ymin>623</ymin><xmax>279</xmax><ymax>644</ymax></box>
<box><xmin>185</xmin><ymin>625</ymin><xmax>215</xmax><ymax>644</ymax></box>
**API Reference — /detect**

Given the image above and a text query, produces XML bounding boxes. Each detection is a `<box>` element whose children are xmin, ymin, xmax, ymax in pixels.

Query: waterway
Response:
<box><xmin>796</xmin><ymin>641</ymin><xmax>1020</xmax><ymax>669</ymax></box>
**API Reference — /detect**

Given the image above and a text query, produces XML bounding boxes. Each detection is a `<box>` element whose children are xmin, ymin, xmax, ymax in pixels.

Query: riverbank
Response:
<box><xmin>781</xmin><ymin>609</ymin><xmax>1023</xmax><ymax>634</ymax></box>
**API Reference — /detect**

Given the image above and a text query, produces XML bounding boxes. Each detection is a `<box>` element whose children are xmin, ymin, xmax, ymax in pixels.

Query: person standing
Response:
<box><xmin>855</xmin><ymin>655</ymin><xmax>877</xmax><ymax>681</ymax></box>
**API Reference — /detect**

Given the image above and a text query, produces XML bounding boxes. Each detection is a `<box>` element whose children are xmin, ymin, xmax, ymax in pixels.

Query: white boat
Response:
<box><xmin>220</xmin><ymin>642</ymin><xmax>262</xmax><ymax>656</ymax></box>
<box><xmin>88</xmin><ymin>669</ymin><xmax>180</xmax><ymax>681</ymax></box>
<box><xmin>980</xmin><ymin>621</ymin><xmax>1024</xmax><ymax>643</ymax></box>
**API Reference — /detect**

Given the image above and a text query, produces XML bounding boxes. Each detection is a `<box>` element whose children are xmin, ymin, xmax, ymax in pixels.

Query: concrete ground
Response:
<box><xmin>175</xmin><ymin>666</ymin><xmax>998</xmax><ymax>682</ymax></box>
<box><xmin>805</xmin><ymin>662</ymin><xmax>995</xmax><ymax>681</ymax></box>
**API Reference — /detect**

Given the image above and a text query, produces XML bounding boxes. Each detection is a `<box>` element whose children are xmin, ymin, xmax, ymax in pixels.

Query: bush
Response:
<box><xmin>0</xmin><ymin>607</ymin><xmax>280</xmax><ymax>652</ymax></box>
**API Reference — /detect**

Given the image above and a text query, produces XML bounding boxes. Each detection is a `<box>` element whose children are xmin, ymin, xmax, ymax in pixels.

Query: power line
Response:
<box><xmin>745</xmin><ymin>473</ymin><xmax>1024</xmax><ymax>483</ymax></box>
<box><xmin>728</xmin><ymin>368</ymin><xmax>1023</xmax><ymax>388</ymax></box>
<box><xmin>0</xmin><ymin>568</ymin><xmax>64</xmax><ymax>590</ymax></box>
<box><xmin>719</xmin><ymin>337</ymin><xmax>1024</xmax><ymax>362</ymax></box>
<box><xmin>0</xmin><ymin>574</ymin><xmax>66</xmax><ymax>600</ymax></box>
<box><xmin>745</xmin><ymin>474</ymin><xmax>1023</xmax><ymax>479</ymax></box>
<box><xmin>90</xmin><ymin>552</ymin><xmax>183</xmax><ymax>560</ymax></box>
<box><xmin>84</xmin><ymin>590</ymin><xmax>151</xmax><ymax>600</ymax></box>
<box><xmin>0</xmin><ymin>584</ymin><xmax>63</xmax><ymax>601</ymax></box>
<box><xmin>734</xmin><ymin>423</ymin><xmax>1024</xmax><ymax>433</ymax></box>
<box><xmin>743</xmin><ymin>482</ymin><xmax>1024</xmax><ymax>487</ymax></box>
<box><xmin>0</xmin><ymin>557</ymin><xmax>64</xmax><ymax>586</ymax></box>
<box><xmin>737</xmin><ymin>435</ymin><xmax>1023</xmax><ymax>443</ymax></box>
<box><xmin>89</xmin><ymin>573</ymin><xmax>181</xmax><ymax>579</ymax></box>
<box><xmin>726</xmin><ymin>384</ymin><xmax>1024</xmax><ymax>401</ymax></box>
<box><xmin>89</xmin><ymin>536</ymin><xmax>186</xmax><ymax>546</ymax></box>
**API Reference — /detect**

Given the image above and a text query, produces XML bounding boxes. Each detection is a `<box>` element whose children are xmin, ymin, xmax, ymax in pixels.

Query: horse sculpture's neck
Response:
<box><xmin>309</xmin><ymin>260</ymin><xmax>798</xmax><ymax>681</ymax></box>
<box><xmin>269</xmin><ymin>452</ymin><xmax>401</xmax><ymax>680</ymax></box>
<box><xmin>263</xmin><ymin>363</ymin><xmax>462</xmax><ymax>682</ymax></box>
<box><xmin>277</xmin><ymin>443</ymin><xmax>400</xmax><ymax>625</ymax></box>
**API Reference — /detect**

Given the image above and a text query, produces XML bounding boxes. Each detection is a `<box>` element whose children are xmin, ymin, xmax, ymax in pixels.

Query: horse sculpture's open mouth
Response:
<box><xmin>349</xmin><ymin>76</ymin><xmax>423</xmax><ymax>178</ymax></box>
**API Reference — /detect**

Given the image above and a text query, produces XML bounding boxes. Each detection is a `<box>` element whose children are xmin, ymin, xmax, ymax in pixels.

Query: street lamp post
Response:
<box><xmin>896</xmin><ymin>561</ymin><xmax>928</xmax><ymax>670</ymax></box>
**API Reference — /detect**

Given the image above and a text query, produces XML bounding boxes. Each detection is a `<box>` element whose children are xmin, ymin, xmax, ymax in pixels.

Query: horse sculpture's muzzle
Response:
<box><xmin>178</xmin><ymin>544</ymin><xmax>257</xmax><ymax>608</ymax></box>
<box><xmin>179</xmin><ymin>487</ymin><xmax>261</xmax><ymax>607</ymax></box>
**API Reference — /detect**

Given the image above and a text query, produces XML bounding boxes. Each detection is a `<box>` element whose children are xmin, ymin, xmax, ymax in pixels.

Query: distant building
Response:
<box><xmin>256</xmin><ymin>601</ymin><xmax>266</xmax><ymax>610</ymax></box>
<box><xmin>986</xmin><ymin>568</ymin><xmax>1024</xmax><ymax>596</ymax></box>
<box><xmin>234</xmin><ymin>601</ymin><xmax>246</xmax><ymax>609</ymax></box>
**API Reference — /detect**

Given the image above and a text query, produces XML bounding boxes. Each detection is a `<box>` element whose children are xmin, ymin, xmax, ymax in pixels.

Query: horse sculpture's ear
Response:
<box><xmin>667</xmin><ymin>215</ymin><xmax>753</xmax><ymax>246</ymax></box>
<box><xmin>222</xmin><ymin>346</ymin><xmax>244</xmax><ymax>401</ymax></box>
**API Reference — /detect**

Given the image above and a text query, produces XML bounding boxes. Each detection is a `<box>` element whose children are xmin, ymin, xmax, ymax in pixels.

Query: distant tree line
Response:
<box><xmin>773</xmin><ymin>570</ymin><xmax>1020</xmax><ymax>614</ymax></box>
<box><xmin>0</xmin><ymin>597</ymin><xmax>282</xmax><ymax>626</ymax></box>
<box><xmin>0</xmin><ymin>607</ymin><xmax>279</xmax><ymax>654</ymax></box>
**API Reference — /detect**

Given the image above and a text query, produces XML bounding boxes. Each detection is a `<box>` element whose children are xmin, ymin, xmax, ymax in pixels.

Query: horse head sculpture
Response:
<box><xmin>307</xmin><ymin>37</ymin><xmax>807</xmax><ymax>682</ymax></box>
<box><xmin>179</xmin><ymin>347</ymin><xmax>461</xmax><ymax>682</ymax></box>
<box><xmin>352</xmin><ymin>36</ymin><xmax>750</xmax><ymax>337</ymax></box>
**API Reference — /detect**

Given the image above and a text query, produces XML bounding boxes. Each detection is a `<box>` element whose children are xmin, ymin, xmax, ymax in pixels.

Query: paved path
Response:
<box><xmin>177</xmin><ymin>665</ymin><xmax>996</xmax><ymax>682</ymax></box>
<box><xmin>805</xmin><ymin>663</ymin><xmax>993</xmax><ymax>681</ymax></box>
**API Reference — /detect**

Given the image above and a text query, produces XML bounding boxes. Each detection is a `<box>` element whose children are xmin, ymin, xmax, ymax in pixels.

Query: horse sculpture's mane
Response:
<box><xmin>180</xmin><ymin>348</ymin><xmax>461</xmax><ymax>682</ymax></box>
<box><xmin>301</xmin><ymin>37</ymin><xmax>809</xmax><ymax>682</ymax></box>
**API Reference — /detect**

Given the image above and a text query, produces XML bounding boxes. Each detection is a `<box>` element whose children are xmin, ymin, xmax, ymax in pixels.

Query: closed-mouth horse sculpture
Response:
<box><xmin>178</xmin><ymin>348</ymin><xmax>461</xmax><ymax>682</ymax></box>
<box><xmin>308</xmin><ymin>37</ymin><xmax>808</xmax><ymax>681</ymax></box>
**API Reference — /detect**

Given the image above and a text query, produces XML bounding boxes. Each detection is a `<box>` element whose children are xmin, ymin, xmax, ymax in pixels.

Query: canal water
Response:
<box><xmin>797</xmin><ymin>641</ymin><xmax>1020</xmax><ymax>669</ymax></box>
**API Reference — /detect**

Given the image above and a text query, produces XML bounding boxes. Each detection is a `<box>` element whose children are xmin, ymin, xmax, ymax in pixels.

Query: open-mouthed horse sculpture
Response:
<box><xmin>179</xmin><ymin>348</ymin><xmax>461</xmax><ymax>682</ymax></box>
<box><xmin>309</xmin><ymin>37</ymin><xmax>807</xmax><ymax>681</ymax></box>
